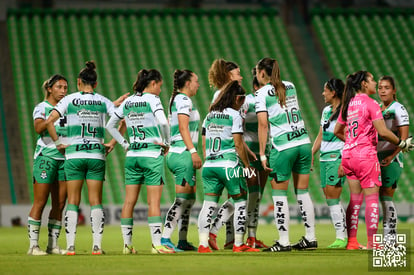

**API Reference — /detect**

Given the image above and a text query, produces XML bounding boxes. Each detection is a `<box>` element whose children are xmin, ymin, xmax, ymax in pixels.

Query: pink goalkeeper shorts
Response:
<box><xmin>342</xmin><ymin>155</ymin><xmax>382</xmax><ymax>189</ymax></box>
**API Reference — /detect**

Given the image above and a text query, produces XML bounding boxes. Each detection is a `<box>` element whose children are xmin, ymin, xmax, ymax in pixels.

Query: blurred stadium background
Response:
<box><xmin>1</xmin><ymin>0</ymin><xmax>414</xmax><ymax>225</ymax></box>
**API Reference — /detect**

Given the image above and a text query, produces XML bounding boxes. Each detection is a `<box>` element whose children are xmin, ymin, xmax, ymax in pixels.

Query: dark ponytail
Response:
<box><xmin>132</xmin><ymin>69</ymin><xmax>162</xmax><ymax>96</ymax></box>
<box><xmin>169</xmin><ymin>69</ymin><xmax>193</xmax><ymax>114</ymax></box>
<box><xmin>257</xmin><ymin>57</ymin><xmax>286</xmax><ymax>107</ymax></box>
<box><xmin>209</xmin><ymin>81</ymin><xmax>245</xmax><ymax>112</ymax></box>
<box><xmin>78</xmin><ymin>60</ymin><xmax>97</xmax><ymax>86</ymax></box>
<box><xmin>252</xmin><ymin>67</ymin><xmax>260</xmax><ymax>91</ymax></box>
<box><xmin>325</xmin><ymin>78</ymin><xmax>345</xmax><ymax>122</ymax></box>
<box><xmin>341</xmin><ymin>71</ymin><xmax>368</xmax><ymax>121</ymax></box>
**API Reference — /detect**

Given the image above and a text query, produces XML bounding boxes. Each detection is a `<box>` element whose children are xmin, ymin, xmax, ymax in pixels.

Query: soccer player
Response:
<box><xmin>242</xmin><ymin>69</ymin><xmax>269</xmax><ymax>248</ymax></box>
<box><xmin>255</xmin><ymin>57</ymin><xmax>316</xmax><ymax>252</ymax></box>
<box><xmin>27</xmin><ymin>74</ymin><xmax>68</xmax><ymax>256</ymax></box>
<box><xmin>106</xmin><ymin>69</ymin><xmax>174</xmax><ymax>254</ymax></box>
<box><xmin>160</xmin><ymin>69</ymin><xmax>202</xmax><ymax>252</ymax></box>
<box><xmin>377</xmin><ymin>76</ymin><xmax>409</xmax><ymax>242</ymax></box>
<box><xmin>312</xmin><ymin>78</ymin><xmax>347</xmax><ymax>248</ymax></box>
<box><xmin>46</xmin><ymin>61</ymin><xmax>117</xmax><ymax>255</ymax></box>
<box><xmin>198</xmin><ymin>81</ymin><xmax>260</xmax><ymax>253</ymax></box>
<box><xmin>333</xmin><ymin>71</ymin><xmax>413</xmax><ymax>249</ymax></box>
<box><xmin>207</xmin><ymin>58</ymin><xmax>242</xmax><ymax>250</ymax></box>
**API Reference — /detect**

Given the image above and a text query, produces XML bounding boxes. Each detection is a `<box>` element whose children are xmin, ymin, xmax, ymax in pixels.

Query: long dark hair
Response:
<box><xmin>379</xmin><ymin>75</ymin><xmax>397</xmax><ymax>101</ymax></box>
<box><xmin>78</xmin><ymin>61</ymin><xmax>97</xmax><ymax>86</ymax></box>
<box><xmin>325</xmin><ymin>78</ymin><xmax>345</xmax><ymax>121</ymax></box>
<box><xmin>256</xmin><ymin>57</ymin><xmax>286</xmax><ymax>107</ymax></box>
<box><xmin>208</xmin><ymin>58</ymin><xmax>239</xmax><ymax>89</ymax></box>
<box><xmin>341</xmin><ymin>71</ymin><xmax>369</xmax><ymax>121</ymax></box>
<box><xmin>252</xmin><ymin>67</ymin><xmax>260</xmax><ymax>91</ymax></box>
<box><xmin>42</xmin><ymin>74</ymin><xmax>67</xmax><ymax>100</ymax></box>
<box><xmin>132</xmin><ymin>69</ymin><xmax>162</xmax><ymax>95</ymax></box>
<box><xmin>169</xmin><ymin>69</ymin><xmax>193</xmax><ymax>114</ymax></box>
<box><xmin>209</xmin><ymin>81</ymin><xmax>245</xmax><ymax>112</ymax></box>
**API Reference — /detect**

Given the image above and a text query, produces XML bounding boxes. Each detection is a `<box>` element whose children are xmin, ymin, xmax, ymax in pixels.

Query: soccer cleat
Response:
<box><xmin>161</xmin><ymin>238</ymin><xmax>184</xmax><ymax>252</ymax></box>
<box><xmin>27</xmin><ymin>245</ymin><xmax>47</xmax><ymax>256</ymax></box>
<box><xmin>151</xmin><ymin>244</ymin><xmax>175</xmax><ymax>254</ymax></box>
<box><xmin>263</xmin><ymin>241</ymin><xmax>292</xmax><ymax>252</ymax></box>
<box><xmin>198</xmin><ymin>245</ymin><xmax>212</xmax><ymax>253</ymax></box>
<box><xmin>327</xmin><ymin>238</ymin><xmax>348</xmax><ymax>249</ymax></box>
<box><xmin>346</xmin><ymin>240</ymin><xmax>366</xmax><ymax>250</ymax></box>
<box><xmin>46</xmin><ymin>246</ymin><xmax>67</xmax><ymax>255</ymax></box>
<box><xmin>223</xmin><ymin>239</ymin><xmax>234</xmax><ymax>250</ymax></box>
<box><xmin>66</xmin><ymin>246</ymin><xmax>75</xmax><ymax>256</ymax></box>
<box><xmin>92</xmin><ymin>245</ymin><xmax>105</xmax><ymax>255</ymax></box>
<box><xmin>208</xmin><ymin>233</ymin><xmax>219</xmax><ymax>250</ymax></box>
<box><xmin>177</xmin><ymin>240</ymin><xmax>197</xmax><ymax>251</ymax></box>
<box><xmin>292</xmin><ymin>236</ymin><xmax>318</xmax><ymax>250</ymax></box>
<box><xmin>233</xmin><ymin>243</ymin><xmax>260</xmax><ymax>252</ymax></box>
<box><xmin>123</xmin><ymin>244</ymin><xmax>137</xmax><ymax>254</ymax></box>
<box><xmin>246</xmin><ymin>237</ymin><xmax>269</xmax><ymax>248</ymax></box>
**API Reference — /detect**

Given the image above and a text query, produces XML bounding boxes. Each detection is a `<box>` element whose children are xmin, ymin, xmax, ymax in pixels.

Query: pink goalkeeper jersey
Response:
<box><xmin>337</xmin><ymin>93</ymin><xmax>383</xmax><ymax>158</ymax></box>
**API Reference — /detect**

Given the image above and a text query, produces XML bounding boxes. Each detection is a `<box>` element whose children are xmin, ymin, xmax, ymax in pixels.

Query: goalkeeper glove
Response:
<box><xmin>398</xmin><ymin>137</ymin><xmax>414</xmax><ymax>152</ymax></box>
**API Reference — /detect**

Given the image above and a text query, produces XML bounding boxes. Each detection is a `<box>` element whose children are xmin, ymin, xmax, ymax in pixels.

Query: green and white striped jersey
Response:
<box><xmin>241</xmin><ymin>94</ymin><xmax>260</xmax><ymax>154</ymax></box>
<box><xmin>33</xmin><ymin>101</ymin><xmax>67</xmax><ymax>160</ymax></box>
<box><xmin>255</xmin><ymin>82</ymin><xmax>310</xmax><ymax>151</ymax></box>
<box><xmin>54</xmin><ymin>91</ymin><xmax>115</xmax><ymax>160</ymax></box>
<box><xmin>203</xmin><ymin>107</ymin><xmax>243</xmax><ymax>168</ymax></box>
<box><xmin>114</xmin><ymin>93</ymin><xmax>166</xmax><ymax>158</ymax></box>
<box><xmin>377</xmin><ymin>101</ymin><xmax>409</xmax><ymax>166</ymax></box>
<box><xmin>319</xmin><ymin>105</ymin><xmax>344</xmax><ymax>162</ymax></box>
<box><xmin>169</xmin><ymin>93</ymin><xmax>200</xmax><ymax>153</ymax></box>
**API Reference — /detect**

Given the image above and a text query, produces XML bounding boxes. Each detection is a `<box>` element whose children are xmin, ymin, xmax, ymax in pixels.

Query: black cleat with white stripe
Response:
<box><xmin>263</xmin><ymin>241</ymin><xmax>291</xmax><ymax>252</ymax></box>
<box><xmin>292</xmin><ymin>236</ymin><xmax>318</xmax><ymax>250</ymax></box>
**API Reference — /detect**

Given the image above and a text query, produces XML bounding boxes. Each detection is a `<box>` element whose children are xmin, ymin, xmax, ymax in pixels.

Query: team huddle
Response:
<box><xmin>26</xmin><ymin>58</ymin><xmax>413</xmax><ymax>256</ymax></box>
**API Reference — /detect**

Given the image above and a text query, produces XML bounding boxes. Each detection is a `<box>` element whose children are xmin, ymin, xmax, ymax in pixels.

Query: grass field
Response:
<box><xmin>0</xmin><ymin>223</ymin><xmax>412</xmax><ymax>274</ymax></box>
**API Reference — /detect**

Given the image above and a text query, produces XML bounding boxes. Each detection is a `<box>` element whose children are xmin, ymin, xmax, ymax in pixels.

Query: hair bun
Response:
<box><xmin>85</xmin><ymin>61</ymin><xmax>96</xmax><ymax>70</ymax></box>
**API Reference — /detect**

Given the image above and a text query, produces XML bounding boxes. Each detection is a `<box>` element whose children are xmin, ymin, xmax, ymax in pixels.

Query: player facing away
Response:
<box><xmin>106</xmin><ymin>69</ymin><xmax>174</xmax><ymax>254</ymax></box>
<box><xmin>198</xmin><ymin>81</ymin><xmax>260</xmax><ymax>253</ymax></box>
<box><xmin>46</xmin><ymin>61</ymin><xmax>117</xmax><ymax>255</ymax></box>
<box><xmin>377</xmin><ymin>76</ymin><xmax>409</xmax><ymax>242</ymax></box>
<box><xmin>255</xmin><ymin>57</ymin><xmax>316</xmax><ymax>252</ymax></box>
<box><xmin>207</xmin><ymin>58</ymin><xmax>243</xmax><ymax>250</ymax></box>
<box><xmin>334</xmin><ymin>71</ymin><xmax>413</xmax><ymax>250</ymax></box>
<box><xmin>160</xmin><ymin>69</ymin><xmax>202</xmax><ymax>252</ymax></box>
<box><xmin>312</xmin><ymin>78</ymin><xmax>347</xmax><ymax>248</ymax></box>
<box><xmin>239</xmin><ymin>69</ymin><xmax>270</xmax><ymax>248</ymax></box>
<box><xmin>27</xmin><ymin>75</ymin><xmax>68</xmax><ymax>256</ymax></box>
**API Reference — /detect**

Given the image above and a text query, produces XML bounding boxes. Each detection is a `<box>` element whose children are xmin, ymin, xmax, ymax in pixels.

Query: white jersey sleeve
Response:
<box><xmin>33</xmin><ymin>103</ymin><xmax>46</xmax><ymax>120</ymax></box>
<box><xmin>102</xmin><ymin>95</ymin><xmax>116</xmax><ymax>117</ymax></box>
<box><xmin>395</xmin><ymin>103</ymin><xmax>409</xmax><ymax>126</ymax></box>
<box><xmin>231</xmin><ymin>109</ymin><xmax>244</xmax><ymax>134</ymax></box>
<box><xmin>150</xmin><ymin>95</ymin><xmax>164</xmax><ymax>114</ymax></box>
<box><xmin>255</xmin><ymin>85</ymin><xmax>270</xmax><ymax>113</ymax></box>
<box><xmin>54</xmin><ymin>94</ymin><xmax>70</xmax><ymax>117</ymax></box>
<box><xmin>211</xmin><ymin>90</ymin><xmax>221</xmax><ymax>104</ymax></box>
<box><xmin>113</xmin><ymin>98</ymin><xmax>127</xmax><ymax>119</ymax></box>
<box><xmin>176</xmin><ymin>95</ymin><xmax>192</xmax><ymax>116</ymax></box>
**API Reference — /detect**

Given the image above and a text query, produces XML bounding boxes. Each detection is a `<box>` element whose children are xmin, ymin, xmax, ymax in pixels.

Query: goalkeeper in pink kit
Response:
<box><xmin>334</xmin><ymin>71</ymin><xmax>413</xmax><ymax>249</ymax></box>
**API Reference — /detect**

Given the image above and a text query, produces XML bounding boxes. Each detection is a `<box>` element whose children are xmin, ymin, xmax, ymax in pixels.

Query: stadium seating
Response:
<box><xmin>8</xmin><ymin>8</ymin><xmax>322</xmax><ymax>205</ymax></box>
<box><xmin>312</xmin><ymin>8</ymin><xmax>414</xmax><ymax>203</ymax></box>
